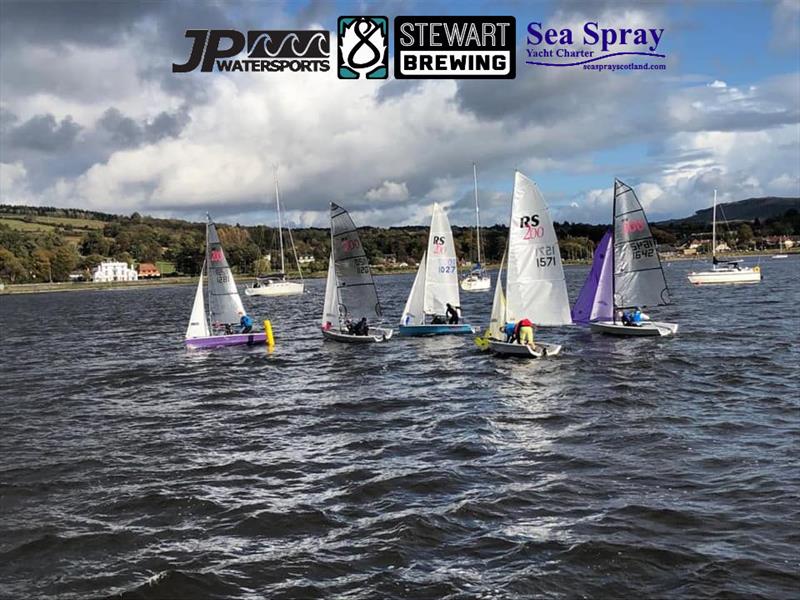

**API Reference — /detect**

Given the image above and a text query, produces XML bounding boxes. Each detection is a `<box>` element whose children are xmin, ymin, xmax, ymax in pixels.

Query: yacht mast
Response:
<box><xmin>274</xmin><ymin>166</ymin><xmax>285</xmax><ymax>274</ymax></box>
<box><xmin>473</xmin><ymin>162</ymin><xmax>482</xmax><ymax>267</ymax></box>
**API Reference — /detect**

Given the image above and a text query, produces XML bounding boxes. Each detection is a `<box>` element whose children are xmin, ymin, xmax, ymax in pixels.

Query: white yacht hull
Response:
<box><xmin>488</xmin><ymin>339</ymin><xmax>562</xmax><ymax>358</ymax></box>
<box><xmin>321</xmin><ymin>326</ymin><xmax>393</xmax><ymax>344</ymax></box>
<box><xmin>590</xmin><ymin>320</ymin><xmax>678</xmax><ymax>337</ymax></box>
<box><xmin>245</xmin><ymin>281</ymin><xmax>305</xmax><ymax>296</ymax></box>
<box><xmin>460</xmin><ymin>276</ymin><xmax>491</xmax><ymax>292</ymax></box>
<box><xmin>687</xmin><ymin>267</ymin><xmax>761</xmax><ymax>285</ymax></box>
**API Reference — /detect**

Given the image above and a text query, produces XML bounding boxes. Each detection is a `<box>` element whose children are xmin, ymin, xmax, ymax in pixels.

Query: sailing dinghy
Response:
<box><xmin>321</xmin><ymin>203</ymin><xmax>393</xmax><ymax>343</ymax></box>
<box><xmin>185</xmin><ymin>216</ymin><xmax>268</xmax><ymax>349</ymax></box>
<box><xmin>399</xmin><ymin>203</ymin><xmax>476</xmax><ymax>336</ymax></box>
<box><xmin>583</xmin><ymin>179</ymin><xmax>678</xmax><ymax>337</ymax></box>
<box><xmin>485</xmin><ymin>172</ymin><xmax>572</xmax><ymax>358</ymax></box>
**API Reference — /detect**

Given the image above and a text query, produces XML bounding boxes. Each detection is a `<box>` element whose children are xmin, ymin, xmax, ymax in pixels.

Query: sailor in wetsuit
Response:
<box><xmin>239</xmin><ymin>312</ymin><xmax>254</xmax><ymax>333</ymax></box>
<box><xmin>352</xmin><ymin>317</ymin><xmax>369</xmax><ymax>336</ymax></box>
<box><xmin>446</xmin><ymin>303</ymin><xmax>459</xmax><ymax>324</ymax></box>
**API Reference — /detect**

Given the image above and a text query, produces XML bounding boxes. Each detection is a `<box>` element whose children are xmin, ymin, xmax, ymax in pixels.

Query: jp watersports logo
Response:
<box><xmin>526</xmin><ymin>21</ymin><xmax>665</xmax><ymax>70</ymax></box>
<box><xmin>395</xmin><ymin>16</ymin><xmax>515</xmax><ymax>79</ymax></box>
<box><xmin>337</xmin><ymin>16</ymin><xmax>388</xmax><ymax>79</ymax></box>
<box><xmin>172</xmin><ymin>30</ymin><xmax>330</xmax><ymax>73</ymax></box>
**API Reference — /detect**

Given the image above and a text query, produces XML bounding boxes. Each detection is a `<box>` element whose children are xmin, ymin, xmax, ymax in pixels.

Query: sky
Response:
<box><xmin>0</xmin><ymin>0</ymin><xmax>798</xmax><ymax>228</ymax></box>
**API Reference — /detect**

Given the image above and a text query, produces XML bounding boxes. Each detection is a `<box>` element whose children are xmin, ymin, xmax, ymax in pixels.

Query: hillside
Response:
<box><xmin>1</xmin><ymin>199</ymin><xmax>798</xmax><ymax>284</ymax></box>
<box><xmin>657</xmin><ymin>197</ymin><xmax>800</xmax><ymax>226</ymax></box>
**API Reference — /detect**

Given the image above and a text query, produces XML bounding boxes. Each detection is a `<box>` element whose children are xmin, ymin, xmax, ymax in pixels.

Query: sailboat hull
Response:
<box><xmin>398</xmin><ymin>323</ymin><xmax>477</xmax><ymax>336</ymax></box>
<box><xmin>590</xmin><ymin>320</ymin><xmax>678</xmax><ymax>336</ymax></box>
<box><xmin>488</xmin><ymin>339</ymin><xmax>562</xmax><ymax>358</ymax></box>
<box><xmin>321</xmin><ymin>327</ymin><xmax>393</xmax><ymax>343</ymax></box>
<box><xmin>460</xmin><ymin>276</ymin><xmax>491</xmax><ymax>292</ymax></box>
<box><xmin>687</xmin><ymin>268</ymin><xmax>761</xmax><ymax>285</ymax></box>
<box><xmin>245</xmin><ymin>281</ymin><xmax>304</xmax><ymax>296</ymax></box>
<box><xmin>185</xmin><ymin>332</ymin><xmax>268</xmax><ymax>349</ymax></box>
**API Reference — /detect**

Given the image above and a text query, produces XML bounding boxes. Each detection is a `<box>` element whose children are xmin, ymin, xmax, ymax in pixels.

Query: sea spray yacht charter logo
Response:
<box><xmin>338</xmin><ymin>16</ymin><xmax>388</xmax><ymax>79</ymax></box>
<box><xmin>526</xmin><ymin>21</ymin><xmax>665</xmax><ymax>71</ymax></box>
<box><xmin>395</xmin><ymin>16</ymin><xmax>515</xmax><ymax>79</ymax></box>
<box><xmin>173</xmin><ymin>29</ymin><xmax>330</xmax><ymax>73</ymax></box>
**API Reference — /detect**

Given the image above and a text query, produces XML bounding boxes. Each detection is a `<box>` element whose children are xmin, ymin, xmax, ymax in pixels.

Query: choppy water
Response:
<box><xmin>1</xmin><ymin>257</ymin><xmax>798</xmax><ymax>600</ymax></box>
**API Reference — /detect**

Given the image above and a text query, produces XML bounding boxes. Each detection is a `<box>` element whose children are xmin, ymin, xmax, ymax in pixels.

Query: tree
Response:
<box><xmin>51</xmin><ymin>245</ymin><xmax>79</xmax><ymax>281</ymax></box>
<box><xmin>737</xmin><ymin>223</ymin><xmax>754</xmax><ymax>246</ymax></box>
<box><xmin>0</xmin><ymin>248</ymin><xmax>26</xmax><ymax>283</ymax></box>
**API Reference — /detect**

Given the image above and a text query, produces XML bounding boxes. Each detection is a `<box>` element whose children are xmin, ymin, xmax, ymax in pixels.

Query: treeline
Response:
<box><xmin>1</xmin><ymin>204</ymin><xmax>798</xmax><ymax>284</ymax></box>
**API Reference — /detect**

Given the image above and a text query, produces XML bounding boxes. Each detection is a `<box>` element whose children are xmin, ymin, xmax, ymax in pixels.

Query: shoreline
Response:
<box><xmin>1</xmin><ymin>251</ymin><xmax>793</xmax><ymax>296</ymax></box>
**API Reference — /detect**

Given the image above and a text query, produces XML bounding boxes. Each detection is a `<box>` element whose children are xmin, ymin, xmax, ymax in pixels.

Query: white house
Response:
<box><xmin>297</xmin><ymin>255</ymin><xmax>316</xmax><ymax>265</ymax></box>
<box><xmin>93</xmin><ymin>261</ymin><xmax>138</xmax><ymax>282</ymax></box>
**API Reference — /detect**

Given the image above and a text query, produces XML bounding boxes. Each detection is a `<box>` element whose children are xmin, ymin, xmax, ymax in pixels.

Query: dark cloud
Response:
<box><xmin>97</xmin><ymin>107</ymin><xmax>189</xmax><ymax>148</ymax></box>
<box><xmin>5</xmin><ymin>113</ymin><xmax>82</xmax><ymax>152</ymax></box>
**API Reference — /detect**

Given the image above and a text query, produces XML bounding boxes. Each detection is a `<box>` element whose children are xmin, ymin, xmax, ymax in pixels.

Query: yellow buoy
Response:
<box><xmin>263</xmin><ymin>319</ymin><xmax>275</xmax><ymax>353</ymax></box>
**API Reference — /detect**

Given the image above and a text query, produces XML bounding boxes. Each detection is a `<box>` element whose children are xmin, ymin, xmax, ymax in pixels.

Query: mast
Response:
<box><xmin>611</xmin><ymin>181</ymin><xmax>617</xmax><ymax>323</ymax></box>
<box><xmin>205</xmin><ymin>214</ymin><xmax>211</xmax><ymax>324</ymax></box>
<box><xmin>274</xmin><ymin>166</ymin><xmax>285</xmax><ymax>275</ymax></box>
<box><xmin>712</xmin><ymin>188</ymin><xmax>717</xmax><ymax>262</ymax></box>
<box><xmin>473</xmin><ymin>162</ymin><xmax>482</xmax><ymax>267</ymax></box>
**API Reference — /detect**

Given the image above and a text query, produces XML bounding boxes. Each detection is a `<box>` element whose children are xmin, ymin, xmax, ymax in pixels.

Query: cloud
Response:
<box><xmin>5</xmin><ymin>114</ymin><xmax>81</xmax><ymax>153</ymax></box>
<box><xmin>0</xmin><ymin>1</ymin><xmax>797</xmax><ymax>228</ymax></box>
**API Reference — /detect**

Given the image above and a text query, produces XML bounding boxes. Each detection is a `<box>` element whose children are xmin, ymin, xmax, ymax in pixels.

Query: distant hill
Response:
<box><xmin>658</xmin><ymin>197</ymin><xmax>800</xmax><ymax>226</ymax></box>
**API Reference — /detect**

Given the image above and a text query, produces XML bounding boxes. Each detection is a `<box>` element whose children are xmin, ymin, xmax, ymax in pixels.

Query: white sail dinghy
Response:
<box><xmin>482</xmin><ymin>171</ymin><xmax>572</xmax><ymax>358</ymax></box>
<box><xmin>399</xmin><ymin>202</ymin><xmax>476</xmax><ymax>336</ymax></box>
<box><xmin>321</xmin><ymin>203</ymin><xmax>393</xmax><ymax>343</ymax></box>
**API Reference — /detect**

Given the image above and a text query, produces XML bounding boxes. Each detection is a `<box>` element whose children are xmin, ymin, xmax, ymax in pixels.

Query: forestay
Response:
<box><xmin>321</xmin><ymin>254</ymin><xmax>339</xmax><ymax>328</ymax></box>
<box><xmin>206</xmin><ymin>220</ymin><xmax>246</xmax><ymax>325</ymax></box>
<box><xmin>401</xmin><ymin>251</ymin><xmax>427</xmax><ymax>325</ymax></box>
<box><xmin>572</xmin><ymin>230</ymin><xmax>613</xmax><ymax>323</ymax></box>
<box><xmin>330</xmin><ymin>203</ymin><xmax>383</xmax><ymax>321</ymax></box>
<box><xmin>506</xmin><ymin>172</ymin><xmax>572</xmax><ymax>326</ymax></box>
<box><xmin>488</xmin><ymin>252</ymin><xmax>507</xmax><ymax>340</ymax></box>
<box><xmin>424</xmin><ymin>203</ymin><xmax>461</xmax><ymax>316</ymax></box>
<box><xmin>186</xmin><ymin>263</ymin><xmax>210</xmax><ymax>339</ymax></box>
<box><xmin>613</xmin><ymin>179</ymin><xmax>670</xmax><ymax>309</ymax></box>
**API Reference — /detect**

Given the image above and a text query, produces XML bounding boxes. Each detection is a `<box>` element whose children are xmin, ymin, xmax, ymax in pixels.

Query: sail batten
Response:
<box><xmin>612</xmin><ymin>179</ymin><xmax>670</xmax><ymax>309</ymax></box>
<box><xmin>330</xmin><ymin>203</ymin><xmax>383</xmax><ymax>321</ymax></box>
<box><xmin>505</xmin><ymin>172</ymin><xmax>572</xmax><ymax>326</ymax></box>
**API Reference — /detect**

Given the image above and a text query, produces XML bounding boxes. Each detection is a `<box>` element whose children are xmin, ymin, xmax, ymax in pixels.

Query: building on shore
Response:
<box><xmin>137</xmin><ymin>263</ymin><xmax>161</xmax><ymax>279</ymax></box>
<box><xmin>92</xmin><ymin>261</ymin><xmax>138</xmax><ymax>282</ymax></box>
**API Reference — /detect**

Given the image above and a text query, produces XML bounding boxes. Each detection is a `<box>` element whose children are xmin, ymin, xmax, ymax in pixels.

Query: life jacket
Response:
<box><xmin>518</xmin><ymin>318</ymin><xmax>533</xmax><ymax>328</ymax></box>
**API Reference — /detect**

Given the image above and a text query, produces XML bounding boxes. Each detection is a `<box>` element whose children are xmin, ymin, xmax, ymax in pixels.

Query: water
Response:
<box><xmin>1</xmin><ymin>257</ymin><xmax>798</xmax><ymax>599</ymax></box>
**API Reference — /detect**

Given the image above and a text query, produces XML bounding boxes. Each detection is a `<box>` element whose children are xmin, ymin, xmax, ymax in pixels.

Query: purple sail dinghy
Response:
<box><xmin>185</xmin><ymin>216</ymin><xmax>269</xmax><ymax>349</ymax></box>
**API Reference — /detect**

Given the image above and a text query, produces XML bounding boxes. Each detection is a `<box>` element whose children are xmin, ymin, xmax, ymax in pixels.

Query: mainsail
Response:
<box><xmin>401</xmin><ymin>251</ymin><xmax>427</xmax><ymax>326</ymax></box>
<box><xmin>488</xmin><ymin>252</ymin><xmax>507</xmax><ymax>340</ymax></box>
<box><xmin>613</xmin><ymin>179</ymin><xmax>670</xmax><ymax>309</ymax></box>
<box><xmin>571</xmin><ymin>230</ymin><xmax>613</xmax><ymax>323</ymax></box>
<box><xmin>321</xmin><ymin>254</ymin><xmax>339</xmax><ymax>328</ymax></box>
<box><xmin>330</xmin><ymin>203</ymin><xmax>382</xmax><ymax>321</ymax></box>
<box><xmin>186</xmin><ymin>262</ymin><xmax>210</xmax><ymax>339</ymax></box>
<box><xmin>505</xmin><ymin>172</ymin><xmax>572</xmax><ymax>326</ymax></box>
<box><xmin>424</xmin><ymin>203</ymin><xmax>461</xmax><ymax>316</ymax></box>
<box><xmin>206</xmin><ymin>218</ymin><xmax>246</xmax><ymax>325</ymax></box>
